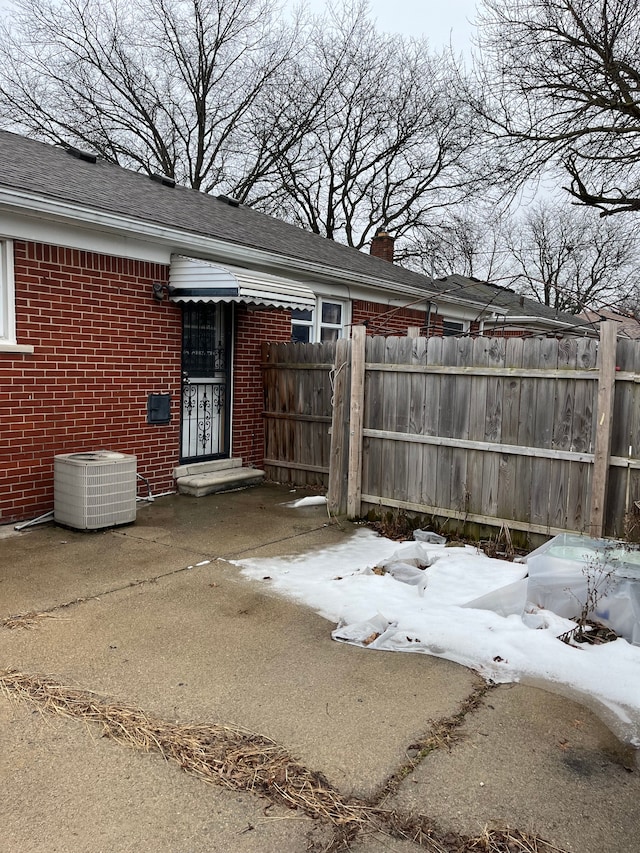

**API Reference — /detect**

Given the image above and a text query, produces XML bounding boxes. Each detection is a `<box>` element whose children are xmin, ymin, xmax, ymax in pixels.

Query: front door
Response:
<box><xmin>180</xmin><ymin>303</ymin><xmax>231</xmax><ymax>462</ymax></box>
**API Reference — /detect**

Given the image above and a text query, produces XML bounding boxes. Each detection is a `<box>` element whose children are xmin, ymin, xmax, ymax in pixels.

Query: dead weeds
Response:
<box><xmin>367</xmin><ymin>515</ymin><xmax>530</xmax><ymax>562</ymax></box>
<box><xmin>1</xmin><ymin>611</ymin><xmax>61</xmax><ymax>630</ymax></box>
<box><xmin>0</xmin><ymin>668</ymin><xmax>570</xmax><ymax>853</ymax></box>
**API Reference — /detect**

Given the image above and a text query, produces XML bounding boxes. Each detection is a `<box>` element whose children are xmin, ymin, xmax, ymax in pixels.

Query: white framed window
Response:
<box><xmin>319</xmin><ymin>299</ymin><xmax>344</xmax><ymax>341</ymax></box>
<box><xmin>291</xmin><ymin>307</ymin><xmax>314</xmax><ymax>343</ymax></box>
<box><xmin>292</xmin><ymin>298</ymin><xmax>347</xmax><ymax>343</ymax></box>
<box><xmin>442</xmin><ymin>318</ymin><xmax>467</xmax><ymax>337</ymax></box>
<box><xmin>0</xmin><ymin>239</ymin><xmax>32</xmax><ymax>352</ymax></box>
<box><xmin>0</xmin><ymin>239</ymin><xmax>16</xmax><ymax>345</ymax></box>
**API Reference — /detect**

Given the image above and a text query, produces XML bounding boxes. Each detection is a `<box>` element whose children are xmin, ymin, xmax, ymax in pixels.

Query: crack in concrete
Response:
<box><xmin>1</xmin><ymin>521</ymin><xmax>340</xmax><ymax>626</ymax></box>
<box><xmin>371</xmin><ymin>680</ymin><xmax>496</xmax><ymax>809</ymax></box>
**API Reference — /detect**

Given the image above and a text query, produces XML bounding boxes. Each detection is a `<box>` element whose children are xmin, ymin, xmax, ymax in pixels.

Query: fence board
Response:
<box><xmin>626</xmin><ymin>341</ymin><xmax>640</xmax><ymax>538</ymax></box>
<box><xmin>565</xmin><ymin>338</ymin><xmax>595</xmax><ymax>533</ymax></box>
<box><xmin>466</xmin><ymin>337</ymin><xmax>490</xmax><ymax>520</ymax></box>
<box><xmin>434</xmin><ymin>337</ymin><xmax>456</xmax><ymax>512</ymax></box>
<box><xmin>512</xmin><ymin>337</ymin><xmax>540</xmax><ymax>527</ymax></box>
<box><xmin>480</xmin><ymin>338</ymin><xmax>505</xmax><ymax>520</ymax></box>
<box><xmin>529</xmin><ymin>338</ymin><xmax>557</xmax><ymax>528</ymax></box>
<box><xmin>591</xmin><ymin>323</ymin><xmax>618</xmax><ymax>535</ymax></box>
<box><xmin>422</xmin><ymin>336</ymin><xmax>443</xmax><ymax>507</ymax></box>
<box><xmin>327</xmin><ymin>338</ymin><xmax>351</xmax><ymax>514</ymax></box>
<box><xmin>406</xmin><ymin>337</ymin><xmax>427</xmax><ymax>505</ymax></box>
<box><xmin>262</xmin><ymin>341</ymin><xmax>335</xmax><ymax>487</ymax></box>
<box><xmin>392</xmin><ymin>336</ymin><xmax>414</xmax><ymax>504</ymax></box>
<box><xmin>451</xmin><ymin>337</ymin><xmax>473</xmax><ymax>517</ymax></box>
<box><xmin>362</xmin><ymin>336</ymin><xmax>386</xmax><ymax>506</ymax></box>
<box><xmin>347</xmin><ymin>326</ymin><xmax>366</xmax><ymax>517</ymax></box>
<box><xmin>381</xmin><ymin>336</ymin><xmax>401</xmax><ymax>506</ymax></box>
<box><xmin>496</xmin><ymin>337</ymin><xmax>523</xmax><ymax>525</ymax></box>
<box><xmin>547</xmin><ymin>338</ymin><xmax>574</xmax><ymax>530</ymax></box>
<box><xmin>608</xmin><ymin>339</ymin><xmax>640</xmax><ymax>536</ymax></box>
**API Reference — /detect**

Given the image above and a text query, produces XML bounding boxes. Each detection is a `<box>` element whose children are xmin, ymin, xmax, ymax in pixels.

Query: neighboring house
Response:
<box><xmin>580</xmin><ymin>308</ymin><xmax>640</xmax><ymax>340</ymax></box>
<box><xmin>0</xmin><ymin>131</ymin><xmax>583</xmax><ymax>523</ymax></box>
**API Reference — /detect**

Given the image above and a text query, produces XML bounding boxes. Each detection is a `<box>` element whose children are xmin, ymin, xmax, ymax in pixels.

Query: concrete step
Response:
<box><xmin>173</xmin><ymin>458</ymin><xmax>243</xmax><ymax>479</ymax></box>
<box><xmin>176</xmin><ymin>467</ymin><xmax>265</xmax><ymax>498</ymax></box>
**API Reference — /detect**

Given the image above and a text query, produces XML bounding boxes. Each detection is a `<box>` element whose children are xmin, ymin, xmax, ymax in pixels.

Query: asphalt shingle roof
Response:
<box><xmin>0</xmin><ymin>130</ymin><xmax>580</xmax><ymax>326</ymax></box>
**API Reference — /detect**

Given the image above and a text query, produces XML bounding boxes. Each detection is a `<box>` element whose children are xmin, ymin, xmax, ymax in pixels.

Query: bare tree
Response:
<box><xmin>402</xmin><ymin>208</ymin><xmax>510</xmax><ymax>281</ymax></box>
<box><xmin>0</xmin><ymin>0</ymin><xmax>485</xmax><ymax>250</ymax></box>
<box><xmin>399</xmin><ymin>199</ymin><xmax>639</xmax><ymax>317</ymax></box>
<box><xmin>0</xmin><ymin>0</ymin><xmax>309</xmax><ymax>193</ymax></box>
<box><xmin>473</xmin><ymin>0</ymin><xmax>640</xmax><ymax>216</ymax></box>
<box><xmin>249</xmin><ymin>3</ymin><xmax>482</xmax><ymax>250</ymax></box>
<box><xmin>503</xmin><ymin>202</ymin><xmax>639</xmax><ymax>313</ymax></box>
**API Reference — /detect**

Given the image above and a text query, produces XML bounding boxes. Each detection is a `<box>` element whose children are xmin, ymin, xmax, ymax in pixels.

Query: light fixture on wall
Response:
<box><xmin>152</xmin><ymin>282</ymin><xmax>174</xmax><ymax>301</ymax></box>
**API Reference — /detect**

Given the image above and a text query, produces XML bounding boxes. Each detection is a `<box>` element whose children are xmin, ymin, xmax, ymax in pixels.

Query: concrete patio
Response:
<box><xmin>1</xmin><ymin>484</ymin><xmax>638</xmax><ymax>852</ymax></box>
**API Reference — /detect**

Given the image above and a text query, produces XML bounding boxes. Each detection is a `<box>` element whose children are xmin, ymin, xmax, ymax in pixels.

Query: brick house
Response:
<box><xmin>0</xmin><ymin>131</ymin><xmax>580</xmax><ymax>524</ymax></box>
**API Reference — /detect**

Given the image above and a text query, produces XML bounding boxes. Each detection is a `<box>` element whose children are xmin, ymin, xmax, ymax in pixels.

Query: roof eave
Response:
<box><xmin>0</xmin><ymin>185</ymin><xmax>436</xmax><ymax>296</ymax></box>
<box><xmin>0</xmin><ymin>185</ymin><xmax>532</xmax><ymax>318</ymax></box>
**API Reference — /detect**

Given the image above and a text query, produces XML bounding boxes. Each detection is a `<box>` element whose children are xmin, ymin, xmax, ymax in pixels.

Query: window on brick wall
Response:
<box><xmin>0</xmin><ymin>239</ymin><xmax>17</xmax><ymax>346</ymax></box>
<box><xmin>291</xmin><ymin>307</ymin><xmax>314</xmax><ymax>342</ymax></box>
<box><xmin>442</xmin><ymin>319</ymin><xmax>467</xmax><ymax>337</ymax></box>
<box><xmin>291</xmin><ymin>298</ymin><xmax>347</xmax><ymax>343</ymax></box>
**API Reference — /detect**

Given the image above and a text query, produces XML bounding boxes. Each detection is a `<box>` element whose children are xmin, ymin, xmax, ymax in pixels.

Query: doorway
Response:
<box><xmin>180</xmin><ymin>303</ymin><xmax>231</xmax><ymax>461</ymax></box>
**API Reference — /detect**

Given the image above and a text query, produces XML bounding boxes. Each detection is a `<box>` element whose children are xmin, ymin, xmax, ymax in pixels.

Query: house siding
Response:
<box><xmin>352</xmin><ymin>299</ymin><xmax>428</xmax><ymax>336</ymax></box>
<box><xmin>232</xmin><ymin>305</ymin><xmax>292</xmax><ymax>467</ymax></box>
<box><xmin>1</xmin><ymin>241</ymin><xmax>180</xmax><ymax>524</ymax></box>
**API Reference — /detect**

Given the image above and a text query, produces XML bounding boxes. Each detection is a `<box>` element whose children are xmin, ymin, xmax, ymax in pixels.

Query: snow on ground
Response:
<box><xmin>232</xmin><ymin>529</ymin><xmax>640</xmax><ymax>748</ymax></box>
<box><xmin>283</xmin><ymin>495</ymin><xmax>328</xmax><ymax>508</ymax></box>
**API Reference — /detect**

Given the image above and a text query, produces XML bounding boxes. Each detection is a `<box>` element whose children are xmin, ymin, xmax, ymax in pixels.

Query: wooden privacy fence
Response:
<box><xmin>262</xmin><ymin>341</ymin><xmax>336</xmax><ymax>487</ymax></box>
<box><xmin>263</xmin><ymin>323</ymin><xmax>640</xmax><ymax>540</ymax></box>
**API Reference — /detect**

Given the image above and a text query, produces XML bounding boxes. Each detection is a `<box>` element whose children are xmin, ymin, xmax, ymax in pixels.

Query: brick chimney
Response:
<box><xmin>370</xmin><ymin>228</ymin><xmax>394</xmax><ymax>263</ymax></box>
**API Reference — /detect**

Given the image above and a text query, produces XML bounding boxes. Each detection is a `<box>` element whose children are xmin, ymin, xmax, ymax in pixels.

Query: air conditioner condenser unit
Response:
<box><xmin>54</xmin><ymin>451</ymin><xmax>137</xmax><ymax>530</ymax></box>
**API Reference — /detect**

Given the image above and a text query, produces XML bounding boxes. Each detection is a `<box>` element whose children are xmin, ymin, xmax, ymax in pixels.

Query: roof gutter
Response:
<box><xmin>482</xmin><ymin>315</ymin><xmax>596</xmax><ymax>334</ymax></box>
<box><xmin>0</xmin><ymin>186</ymin><xmax>505</xmax><ymax>316</ymax></box>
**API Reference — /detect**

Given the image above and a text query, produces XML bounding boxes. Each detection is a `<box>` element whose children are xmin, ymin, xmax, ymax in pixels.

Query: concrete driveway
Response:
<box><xmin>1</xmin><ymin>484</ymin><xmax>638</xmax><ymax>852</ymax></box>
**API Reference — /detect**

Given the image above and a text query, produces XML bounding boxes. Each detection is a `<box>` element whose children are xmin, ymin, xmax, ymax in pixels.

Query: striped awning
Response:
<box><xmin>169</xmin><ymin>255</ymin><xmax>315</xmax><ymax>310</ymax></box>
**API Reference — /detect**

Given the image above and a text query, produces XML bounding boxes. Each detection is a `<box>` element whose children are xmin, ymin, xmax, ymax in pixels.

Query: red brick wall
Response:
<box><xmin>232</xmin><ymin>305</ymin><xmax>292</xmax><ymax>467</ymax></box>
<box><xmin>352</xmin><ymin>301</ymin><xmax>484</xmax><ymax>338</ymax></box>
<box><xmin>352</xmin><ymin>299</ymin><xmax>428</xmax><ymax>336</ymax></box>
<box><xmin>1</xmin><ymin>241</ymin><xmax>180</xmax><ymax>524</ymax></box>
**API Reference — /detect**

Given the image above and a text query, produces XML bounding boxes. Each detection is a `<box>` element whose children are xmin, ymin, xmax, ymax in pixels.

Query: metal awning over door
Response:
<box><xmin>169</xmin><ymin>255</ymin><xmax>315</xmax><ymax>310</ymax></box>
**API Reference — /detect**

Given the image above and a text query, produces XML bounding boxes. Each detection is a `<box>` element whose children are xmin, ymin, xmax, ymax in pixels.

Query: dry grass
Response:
<box><xmin>0</xmin><ymin>667</ymin><xmax>369</xmax><ymax>826</ymax></box>
<box><xmin>0</xmin><ymin>668</ymin><xmax>570</xmax><ymax>853</ymax></box>
<box><xmin>1</xmin><ymin>612</ymin><xmax>61</xmax><ymax>630</ymax></box>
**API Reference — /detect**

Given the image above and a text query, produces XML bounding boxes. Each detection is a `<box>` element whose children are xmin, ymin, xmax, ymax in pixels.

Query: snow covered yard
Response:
<box><xmin>232</xmin><ymin>527</ymin><xmax>640</xmax><ymax>751</ymax></box>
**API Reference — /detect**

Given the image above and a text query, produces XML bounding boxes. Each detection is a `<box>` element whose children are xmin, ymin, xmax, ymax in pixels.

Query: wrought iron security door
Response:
<box><xmin>181</xmin><ymin>303</ymin><xmax>231</xmax><ymax>462</ymax></box>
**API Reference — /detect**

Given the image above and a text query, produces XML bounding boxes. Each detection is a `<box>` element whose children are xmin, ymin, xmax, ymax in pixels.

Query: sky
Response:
<box><xmin>360</xmin><ymin>0</ymin><xmax>477</xmax><ymax>50</ymax></box>
<box><xmin>233</xmin><ymin>516</ymin><xmax>640</xmax><ymax>751</ymax></box>
<box><xmin>302</xmin><ymin>0</ymin><xmax>479</xmax><ymax>53</ymax></box>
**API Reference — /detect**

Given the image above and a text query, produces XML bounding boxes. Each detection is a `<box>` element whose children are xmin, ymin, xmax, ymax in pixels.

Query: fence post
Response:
<box><xmin>327</xmin><ymin>337</ymin><xmax>351</xmax><ymax>515</ymax></box>
<box><xmin>407</xmin><ymin>326</ymin><xmax>421</xmax><ymax>338</ymax></box>
<box><xmin>590</xmin><ymin>321</ymin><xmax>618</xmax><ymax>538</ymax></box>
<box><xmin>347</xmin><ymin>325</ymin><xmax>367</xmax><ymax>519</ymax></box>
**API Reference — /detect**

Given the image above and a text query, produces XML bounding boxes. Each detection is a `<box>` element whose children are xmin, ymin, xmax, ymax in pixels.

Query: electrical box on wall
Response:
<box><xmin>147</xmin><ymin>393</ymin><xmax>171</xmax><ymax>424</ymax></box>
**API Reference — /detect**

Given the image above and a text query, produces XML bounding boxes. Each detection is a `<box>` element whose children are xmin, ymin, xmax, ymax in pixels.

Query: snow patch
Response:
<box><xmin>284</xmin><ymin>495</ymin><xmax>328</xmax><ymax>508</ymax></box>
<box><xmin>232</xmin><ymin>529</ymin><xmax>640</xmax><ymax>747</ymax></box>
